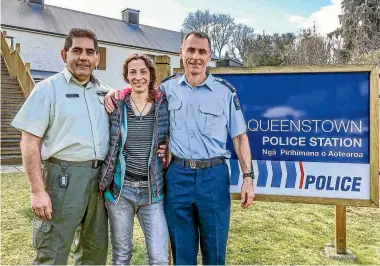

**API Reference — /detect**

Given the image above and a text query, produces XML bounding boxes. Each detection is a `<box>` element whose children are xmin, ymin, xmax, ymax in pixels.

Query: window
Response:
<box><xmin>98</xmin><ymin>47</ymin><xmax>107</xmax><ymax>70</ymax></box>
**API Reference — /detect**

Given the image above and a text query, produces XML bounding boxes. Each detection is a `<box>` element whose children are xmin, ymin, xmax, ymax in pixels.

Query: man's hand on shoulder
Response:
<box><xmin>104</xmin><ymin>90</ymin><xmax>118</xmax><ymax>113</ymax></box>
<box><xmin>104</xmin><ymin>89</ymin><xmax>130</xmax><ymax>113</ymax></box>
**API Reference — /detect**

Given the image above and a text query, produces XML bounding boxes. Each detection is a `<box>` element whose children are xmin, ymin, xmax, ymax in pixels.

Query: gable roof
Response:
<box><xmin>1</xmin><ymin>0</ymin><xmax>183</xmax><ymax>54</ymax></box>
<box><xmin>218</xmin><ymin>56</ymin><xmax>244</xmax><ymax>66</ymax></box>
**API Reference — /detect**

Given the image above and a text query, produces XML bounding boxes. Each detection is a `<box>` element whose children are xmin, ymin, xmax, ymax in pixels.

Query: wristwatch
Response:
<box><xmin>243</xmin><ymin>171</ymin><xmax>255</xmax><ymax>179</ymax></box>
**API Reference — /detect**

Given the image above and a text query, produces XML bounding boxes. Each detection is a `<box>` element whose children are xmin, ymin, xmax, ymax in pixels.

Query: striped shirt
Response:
<box><xmin>122</xmin><ymin>98</ymin><xmax>155</xmax><ymax>182</ymax></box>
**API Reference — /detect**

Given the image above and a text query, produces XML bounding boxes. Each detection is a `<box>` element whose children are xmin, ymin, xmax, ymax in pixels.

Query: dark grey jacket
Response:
<box><xmin>99</xmin><ymin>89</ymin><xmax>169</xmax><ymax>204</ymax></box>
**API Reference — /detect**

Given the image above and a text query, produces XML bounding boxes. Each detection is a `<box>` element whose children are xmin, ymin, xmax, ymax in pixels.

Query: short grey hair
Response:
<box><xmin>183</xmin><ymin>30</ymin><xmax>212</xmax><ymax>52</ymax></box>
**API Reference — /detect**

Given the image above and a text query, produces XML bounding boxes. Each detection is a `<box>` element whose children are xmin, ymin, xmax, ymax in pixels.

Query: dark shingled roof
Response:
<box><xmin>1</xmin><ymin>0</ymin><xmax>183</xmax><ymax>54</ymax></box>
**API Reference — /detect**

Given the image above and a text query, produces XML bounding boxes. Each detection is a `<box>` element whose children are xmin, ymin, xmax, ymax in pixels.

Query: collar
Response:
<box><xmin>122</xmin><ymin>87</ymin><xmax>163</xmax><ymax>102</ymax></box>
<box><xmin>61</xmin><ymin>67</ymin><xmax>99</xmax><ymax>86</ymax></box>
<box><xmin>177</xmin><ymin>73</ymin><xmax>214</xmax><ymax>91</ymax></box>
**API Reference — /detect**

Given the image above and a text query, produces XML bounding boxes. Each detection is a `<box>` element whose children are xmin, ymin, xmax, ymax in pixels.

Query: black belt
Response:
<box><xmin>48</xmin><ymin>158</ymin><xmax>103</xmax><ymax>169</ymax></box>
<box><xmin>172</xmin><ymin>156</ymin><xmax>225</xmax><ymax>169</ymax></box>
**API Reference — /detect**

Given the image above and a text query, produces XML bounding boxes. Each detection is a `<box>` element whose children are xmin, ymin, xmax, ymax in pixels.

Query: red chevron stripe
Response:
<box><xmin>298</xmin><ymin>162</ymin><xmax>305</xmax><ymax>189</ymax></box>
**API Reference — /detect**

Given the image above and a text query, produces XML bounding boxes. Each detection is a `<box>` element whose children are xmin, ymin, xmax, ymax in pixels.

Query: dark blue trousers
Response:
<box><xmin>164</xmin><ymin>162</ymin><xmax>231</xmax><ymax>265</ymax></box>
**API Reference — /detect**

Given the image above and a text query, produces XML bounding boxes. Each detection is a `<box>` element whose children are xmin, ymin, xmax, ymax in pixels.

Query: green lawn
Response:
<box><xmin>1</xmin><ymin>172</ymin><xmax>379</xmax><ymax>265</ymax></box>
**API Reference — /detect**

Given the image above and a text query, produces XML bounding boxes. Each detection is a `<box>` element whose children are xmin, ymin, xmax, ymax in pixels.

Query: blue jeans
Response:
<box><xmin>106</xmin><ymin>185</ymin><xmax>169</xmax><ymax>265</ymax></box>
<box><xmin>164</xmin><ymin>162</ymin><xmax>231</xmax><ymax>265</ymax></box>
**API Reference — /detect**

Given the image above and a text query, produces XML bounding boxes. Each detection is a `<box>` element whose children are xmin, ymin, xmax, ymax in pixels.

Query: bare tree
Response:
<box><xmin>242</xmin><ymin>32</ymin><xmax>296</xmax><ymax>67</ymax></box>
<box><xmin>284</xmin><ymin>27</ymin><xmax>339</xmax><ymax>65</ymax></box>
<box><xmin>228</xmin><ymin>23</ymin><xmax>254</xmax><ymax>63</ymax></box>
<box><xmin>182</xmin><ymin>10</ymin><xmax>236</xmax><ymax>57</ymax></box>
<box><xmin>182</xmin><ymin>10</ymin><xmax>212</xmax><ymax>35</ymax></box>
<box><xmin>209</xmin><ymin>14</ymin><xmax>236</xmax><ymax>58</ymax></box>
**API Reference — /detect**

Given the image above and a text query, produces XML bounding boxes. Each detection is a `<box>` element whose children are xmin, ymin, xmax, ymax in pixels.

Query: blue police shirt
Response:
<box><xmin>160</xmin><ymin>73</ymin><xmax>247</xmax><ymax>159</ymax></box>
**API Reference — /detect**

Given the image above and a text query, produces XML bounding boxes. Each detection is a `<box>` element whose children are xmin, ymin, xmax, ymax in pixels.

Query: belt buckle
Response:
<box><xmin>92</xmin><ymin>160</ymin><xmax>98</xmax><ymax>169</ymax></box>
<box><xmin>189</xmin><ymin>160</ymin><xmax>196</xmax><ymax>169</ymax></box>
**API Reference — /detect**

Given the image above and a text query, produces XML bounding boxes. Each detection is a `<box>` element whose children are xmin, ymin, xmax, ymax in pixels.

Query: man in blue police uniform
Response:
<box><xmin>161</xmin><ymin>31</ymin><xmax>254</xmax><ymax>265</ymax></box>
<box><xmin>104</xmin><ymin>30</ymin><xmax>254</xmax><ymax>265</ymax></box>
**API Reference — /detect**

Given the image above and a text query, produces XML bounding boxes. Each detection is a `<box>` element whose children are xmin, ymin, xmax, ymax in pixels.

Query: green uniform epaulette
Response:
<box><xmin>214</xmin><ymin>77</ymin><xmax>236</xmax><ymax>93</ymax></box>
<box><xmin>161</xmin><ymin>73</ymin><xmax>180</xmax><ymax>83</ymax></box>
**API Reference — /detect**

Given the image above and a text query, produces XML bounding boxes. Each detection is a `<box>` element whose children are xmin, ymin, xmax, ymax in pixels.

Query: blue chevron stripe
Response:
<box><xmin>271</xmin><ymin>161</ymin><xmax>282</xmax><ymax>187</ymax></box>
<box><xmin>229</xmin><ymin>159</ymin><xmax>240</xmax><ymax>185</ymax></box>
<box><xmin>257</xmin><ymin>161</ymin><xmax>268</xmax><ymax>187</ymax></box>
<box><xmin>285</xmin><ymin>161</ymin><xmax>297</xmax><ymax>188</ymax></box>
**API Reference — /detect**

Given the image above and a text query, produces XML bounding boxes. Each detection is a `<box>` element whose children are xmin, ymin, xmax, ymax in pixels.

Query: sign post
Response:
<box><xmin>335</xmin><ymin>205</ymin><xmax>346</xmax><ymax>254</ymax></box>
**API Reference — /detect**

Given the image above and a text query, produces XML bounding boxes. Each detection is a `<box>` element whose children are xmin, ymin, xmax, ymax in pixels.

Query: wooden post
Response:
<box><xmin>15</xmin><ymin>43</ymin><xmax>20</xmax><ymax>53</ymax></box>
<box><xmin>168</xmin><ymin>242</ymin><xmax>172</xmax><ymax>265</ymax></box>
<box><xmin>154</xmin><ymin>55</ymin><xmax>171</xmax><ymax>85</ymax></box>
<box><xmin>9</xmin><ymin>46</ymin><xmax>15</xmax><ymax>77</ymax></box>
<box><xmin>25</xmin><ymin>62</ymin><xmax>31</xmax><ymax>72</ymax></box>
<box><xmin>15</xmin><ymin>43</ymin><xmax>21</xmax><ymax>77</ymax></box>
<box><xmin>335</xmin><ymin>205</ymin><xmax>347</xmax><ymax>254</ymax></box>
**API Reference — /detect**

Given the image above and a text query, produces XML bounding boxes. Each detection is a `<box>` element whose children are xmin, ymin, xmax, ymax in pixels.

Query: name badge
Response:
<box><xmin>96</xmin><ymin>91</ymin><xmax>108</xmax><ymax>96</ymax></box>
<box><xmin>66</xmin><ymin>94</ymin><xmax>79</xmax><ymax>98</ymax></box>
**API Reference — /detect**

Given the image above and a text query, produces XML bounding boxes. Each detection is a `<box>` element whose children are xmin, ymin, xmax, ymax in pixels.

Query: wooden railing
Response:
<box><xmin>1</xmin><ymin>30</ymin><xmax>35</xmax><ymax>98</ymax></box>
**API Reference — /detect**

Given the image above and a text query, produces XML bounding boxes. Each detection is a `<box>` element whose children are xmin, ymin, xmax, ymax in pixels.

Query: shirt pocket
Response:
<box><xmin>199</xmin><ymin>100</ymin><xmax>226</xmax><ymax>135</ymax></box>
<box><xmin>168</xmin><ymin>100</ymin><xmax>182</xmax><ymax>130</ymax></box>
<box><xmin>98</xmin><ymin>95</ymin><xmax>105</xmax><ymax>105</ymax></box>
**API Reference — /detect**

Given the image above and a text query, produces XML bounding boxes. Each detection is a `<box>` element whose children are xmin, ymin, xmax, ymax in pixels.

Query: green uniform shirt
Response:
<box><xmin>11</xmin><ymin>67</ymin><xmax>111</xmax><ymax>161</ymax></box>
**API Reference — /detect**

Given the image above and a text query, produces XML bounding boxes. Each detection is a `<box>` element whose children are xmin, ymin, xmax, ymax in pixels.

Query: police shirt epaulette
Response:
<box><xmin>161</xmin><ymin>73</ymin><xmax>180</xmax><ymax>83</ymax></box>
<box><xmin>214</xmin><ymin>77</ymin><xmax>236</xmax><ymax>93</ymax></box>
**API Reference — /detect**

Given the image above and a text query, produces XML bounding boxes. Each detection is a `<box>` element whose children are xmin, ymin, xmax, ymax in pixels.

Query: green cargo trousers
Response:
<box><xmin>33</xmin><ymin>159</ymin><xmax>108</xmax><ymax>265</ymax></box>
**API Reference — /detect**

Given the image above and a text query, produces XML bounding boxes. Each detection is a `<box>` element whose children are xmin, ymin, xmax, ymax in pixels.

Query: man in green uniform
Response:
<box><xmin>11</xmin><ymin>28</ymin><xmax>110</xmax><ymax>265</ymax></box>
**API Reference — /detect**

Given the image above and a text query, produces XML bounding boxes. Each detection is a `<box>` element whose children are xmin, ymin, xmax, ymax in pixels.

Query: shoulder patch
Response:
<box><xmin>161</xmin><ymin>73</ymin><xmax>180</xmax><ymax>84</ymax></box>
<box><xmin>233</xmin><ymin>95</ymin><xmax>241</xmax><ymax>110</ymax></box>
<box><xmin>214</xmin><ymin>77</ymin><xmax>236</xmax><ymax>93</ymax></box>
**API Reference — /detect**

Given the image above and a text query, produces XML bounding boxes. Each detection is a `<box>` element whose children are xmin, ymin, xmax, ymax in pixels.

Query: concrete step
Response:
<box><xmin>1</xmin><ymin>98</ymin><xmax>24</xmax><ymax>103</ymax></box>
<box><xmin>1</xmin><ymin>86</ymin><xmax>23</xmax><ymax>92</ymax></box>
<box><xmin>1</xmin><ymin>106</ymin><xmax>22</xmax><ymax>112</ymax></box>
<box><xmin>0</xmin><ymin>155</ymin><xmax>22</xmax><ymax>165</ymax></box>
<box><xmin>1</xmin><ymin>120</ymin><xmax>14</xmax><ymax>126</ymax></box>
<box><xmin>1</xmin><ymin>147</ymin><xmax>21</xmax><ymax>155</ymax></box>
<box><xmin>1</xmin><ymin>125</ymin><xmax>16</xmax><ymax>131</ymax></box>
<box><xmin>1</xmin><ymin>126</ymin><xmax>20</xmax><ymax>132</ymax></box>
<box><xmin>1</xmin><ymin>78</ymin><xmax>19</xmax><ymax>85</ymax></box>
<box><xmin>1</xmin><ymin>129</ymin><xmax>21</xmax><ymax>137</ymax></box>
<box><xmin>1</xmin><ymin>83</ymin><xmax>22</xmax><ymax>90</ymax></box>
<box><xmin>1</xmin><ymin>113</ymin><xmax>18</xmax><ymax>119</ymax></box>
<box><xmin>0</xmin><ymin>94</ymin><xmax>25</xmax><ymax>100</ymax></box>
<box><xmin>1</xmin><ymin>101</ymin><xmax>24</xmax><ymax>108</ymax></box>
<box><xmin>1</xmin><ymin>92</ymin><xmax>24</xmax><ymax>98</ymax></box>
<box><xmin>1</xmin><ymin>115</ymin><xmax>18</xmax><ymax>121</ymax></box>
<box><xmin>1</xmin><ymin>139</ymin><xmax>21</xmax><ymax>147</ymax></box>
<box><xmin>0</xmin><ymin>135</ymin><xmax>21</xmax><ymax>142</ymax></box>
<box><xmin>1</xmin><ymin>99</ymin><xmax>24</xmax><ymax>105</ymax></box>
<box><xmin>1</xmin><ymin>124</ymin><xmax>15</xmax><ymax>130</ymax></box>
<box><xmin>1</xmin><ymin>133</ymin><xmax>21</xmax><ymax>140</ymax></box>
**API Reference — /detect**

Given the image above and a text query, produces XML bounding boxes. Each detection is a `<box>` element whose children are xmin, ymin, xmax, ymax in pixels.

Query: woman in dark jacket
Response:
<box><xmin>99</xmin><ymin>53</ymin><xmax>170</xmax><ymax>265</ymax></box>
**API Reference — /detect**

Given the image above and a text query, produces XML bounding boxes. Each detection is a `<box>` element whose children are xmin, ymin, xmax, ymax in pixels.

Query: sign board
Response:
<box><xmin>176</xmin><ymin>65</ymin><xmax>379</xmax><ymax>207</ymax></box>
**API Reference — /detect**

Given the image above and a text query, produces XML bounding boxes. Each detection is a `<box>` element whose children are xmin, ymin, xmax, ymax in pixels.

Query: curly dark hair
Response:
<box><xmin>123</xmin><ymin>53</ymin><xmax>157</xmax><ymax>102</ymax></box>
<box><xmin>64</xmin><ymin>28</ymin><xmax>99</xmax><ymax>52</ymax></box>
